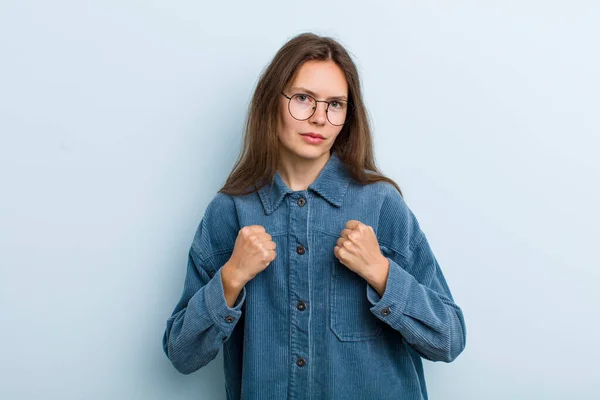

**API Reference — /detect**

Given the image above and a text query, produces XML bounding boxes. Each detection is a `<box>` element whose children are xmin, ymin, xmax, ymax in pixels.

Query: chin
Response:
<box><xmin>279</xmin><ymin>137</ymin><xmax>331</xmax><ymax>161</ymax></box>
<box><xmin>294</xmin><ymin>148</ymin><xmax>330</xmax><ymax>161</ymax></box>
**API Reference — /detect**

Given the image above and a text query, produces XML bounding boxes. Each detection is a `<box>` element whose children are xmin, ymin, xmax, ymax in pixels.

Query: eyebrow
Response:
<box><xmin>289</xmin><ymin>86</ymin><xmax>348</xmax><ymax>101</ymax></box>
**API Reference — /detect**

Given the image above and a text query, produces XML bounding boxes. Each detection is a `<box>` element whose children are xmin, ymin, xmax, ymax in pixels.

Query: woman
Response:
<box><xmin>162</xmin><ymin>32</ymin><xmax>467</xmax><ymax>400</ymax></box>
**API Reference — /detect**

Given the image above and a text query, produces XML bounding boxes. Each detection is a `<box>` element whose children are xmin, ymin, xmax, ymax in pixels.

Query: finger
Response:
<box><xmin>333</xmin><ymin>245</ymin><xmax>340</xmax><ymax>258</ymax></box>
<box><xmin>345</xmin><ymin>220</ymin><xmax>361</xmax><ymax>230</ymax></box>
<box><xmin>340</xmin><ymin>228</ymin><xmax>353</xmax><ymax>239</ymax></box>
<box><xmin>256</xmin><ymin>232</ymin><xmax>273</xmax><ymax>242</ymax></box>
<box><xmin>248</xmin><ymin>225</ymin><xmax>266</xmax><ymax>233</ymax></box>
<box><xmin>334</xmin><ymin>245</ymin><xmax>347</xmax><ymax>259</ymax></box>
<box><xmin>262</xmin><ymin>241</ymin><xmax>276</xmax><ymax>250</ymax></box>
<box><xmin>240</xmin><ymin>226</ymin><xmax>262</xmax><ymax>237</ymax></box>
<box><xmin>337</xmin><ymin>237</ymin><xmax>355</xmax><ymax>252</ymax></box>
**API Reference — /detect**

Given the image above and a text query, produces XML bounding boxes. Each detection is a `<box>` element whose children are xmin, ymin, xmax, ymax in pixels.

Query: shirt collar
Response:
<box><xmin>257</xmin><ymin>152</ymin><xmax>352</xmax><ymax>215</ymax></box>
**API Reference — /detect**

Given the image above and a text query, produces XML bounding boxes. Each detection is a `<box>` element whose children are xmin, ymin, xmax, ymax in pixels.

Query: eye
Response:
<box><xmin>329</xmin><ymin>101</ymin><xmax>346</xmax><ymax>110</ymax></box>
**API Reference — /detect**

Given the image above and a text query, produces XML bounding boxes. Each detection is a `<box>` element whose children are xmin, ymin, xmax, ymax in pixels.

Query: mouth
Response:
<box><xmin>301</xmin><ymin>132</ymin><xmax>325</xmax><ymax>139</ymax></box>
<box><xmin>300</xmin><ymin>133</ymin><xmax>325</xmax><ymax>144</ymax></box>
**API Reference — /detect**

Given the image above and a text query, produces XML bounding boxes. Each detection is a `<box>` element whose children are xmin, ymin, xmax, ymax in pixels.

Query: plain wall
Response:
<box><xmin>1</xmin><ymin>1</ymin><xmax>598</xmax><ymax>399</ymax></box>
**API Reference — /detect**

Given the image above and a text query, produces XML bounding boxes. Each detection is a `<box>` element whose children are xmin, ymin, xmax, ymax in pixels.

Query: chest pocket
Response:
<box><xmin>330</xmin><ymin>260</ymin><xmax>384</xmax><ymax>341</ymax></box>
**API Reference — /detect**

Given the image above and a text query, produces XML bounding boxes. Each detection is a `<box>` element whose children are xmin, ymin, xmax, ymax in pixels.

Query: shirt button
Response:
<box><xmin>296</xmin><ymin>300</ymin><xmax>306</xmax><ymax>311</ymax></box>
<box><xmin>296</xmin><ymin>245</ymin><xmax>305</xmax><ymax>255</ymax></box>
<box><xmin>296</xmin><ymin>357</ymin><xmax>306</xmax><ymax>367</ymax></box>
<box><xmin>297</xmin><ymin>197</ymin><xmax>306</xmax><ymax>207</ymax></box>
<box><xmin>225</xmin><ymin>315</ymin><xmax>235</xmax><ymax>323</ymax></box>
<box><xmin>380</xmin><ymin>307</ymin><xmax>391</xmax><ymax>316</ymax></box>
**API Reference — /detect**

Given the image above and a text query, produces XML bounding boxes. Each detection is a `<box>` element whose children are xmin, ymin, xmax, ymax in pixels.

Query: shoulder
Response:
<box><xmin>374</xmin><ymin>182</ymin><xmax>424</xmax><ymax>256</ymax></box>
<box><xmin>191</xmin><ymin>192</ymin><xmax>240</xmax><ymax>261</ymax></box>
<box><xmin>204</xmin><ymin>191</ymin><xmax>237</xmax><ymax>218</ymax></box>
<box><xmin>356</xmin><ymin>179</ymin><xmax>409</xmax><ymax>214</ymax></box>
<box><xmin>375</xmin><ymin>181</ymin><xmax>409</xmax><ymax>214</ymax></box>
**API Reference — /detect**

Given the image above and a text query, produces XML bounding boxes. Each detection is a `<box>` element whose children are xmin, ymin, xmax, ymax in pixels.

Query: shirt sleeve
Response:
<box><xmin>365</xmin><ymin>188</ymin><xmax>467</xmax><ymax>363</ymax></box>
<box><xmin>162</xmin><ymin>193</ymin><xmax>246</xmax><ymax>374</ymax></box>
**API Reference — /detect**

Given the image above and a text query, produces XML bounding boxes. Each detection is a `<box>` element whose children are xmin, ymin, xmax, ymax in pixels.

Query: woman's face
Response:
<box><xmin>277</xmin><ymin>60</ymin><xmax>348</xmax><ymax>162</ymax></box>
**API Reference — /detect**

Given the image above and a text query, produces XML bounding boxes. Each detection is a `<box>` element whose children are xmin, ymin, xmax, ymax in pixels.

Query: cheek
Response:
<box><xmin>279</xmin><ymin>108</ymin><xmax>302</xmax><ymax>135</ymax></box>
<box><xmin>327</xmin><ymin>126</ymin><xmax>344</xmax><ymax>141</ymax></box>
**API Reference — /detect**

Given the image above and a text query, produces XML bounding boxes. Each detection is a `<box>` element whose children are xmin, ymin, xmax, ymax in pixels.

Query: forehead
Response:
<box><xmin>288</xmin><ymin>60</ymin><xmax>348</xmax><ymax>97</ymax></box>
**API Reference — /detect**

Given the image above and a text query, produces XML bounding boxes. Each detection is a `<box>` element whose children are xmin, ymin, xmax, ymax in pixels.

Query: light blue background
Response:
<box><xmin>1</xmin><ymin>1</ymin><xmax>598</xmax><ymax>399</ymax></box>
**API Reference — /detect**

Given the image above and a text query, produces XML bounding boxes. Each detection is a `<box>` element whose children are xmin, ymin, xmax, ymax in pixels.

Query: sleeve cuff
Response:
<box><xmin>366</xmin><ymin>257</ymin><xmax>413</xmax><ymax>324</ymax></box>
<box><xmin>204</xmin><ymin>267</ymin><xmax>246</xmax><ymax>335</ymax></box>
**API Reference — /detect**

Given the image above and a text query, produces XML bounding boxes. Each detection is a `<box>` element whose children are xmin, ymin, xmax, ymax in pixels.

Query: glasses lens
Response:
<box><xmin>289</xmin><ymin>94</ymin><xmax>316</xmax><ymax>120</ymax></box>
<box><xmin>326</xmin><ymin>101</ymin><xmax>349</xmax><ymax>126</ymax></box>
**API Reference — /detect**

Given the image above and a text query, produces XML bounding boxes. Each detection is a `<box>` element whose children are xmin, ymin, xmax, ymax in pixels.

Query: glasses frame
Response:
<box><xmin>281</xmin><ymin>91</ymin><xmax>353</xmax><ymax>126</ymax></box>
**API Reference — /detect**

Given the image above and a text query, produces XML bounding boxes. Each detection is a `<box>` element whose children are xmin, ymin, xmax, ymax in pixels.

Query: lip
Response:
<box><xmin>301</xmin><ymin>132</ymin><xmax>325</xmax><ymax>139</ymax></box>
<box><xmin>301</xmin><ymin>133</ymin><xmax>324</xmax><ymax>144</ymax></box>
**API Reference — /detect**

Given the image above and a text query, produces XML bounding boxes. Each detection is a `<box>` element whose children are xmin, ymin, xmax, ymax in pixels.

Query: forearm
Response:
<box><xmin>363</xmin><ymin>256</ymin><xmax>390</xmax><ymax>297</ymax></box>
<box><xmin>221</xmin><ymin>261</ymin><xmax>248</xmax><ymax>308</ymax></box>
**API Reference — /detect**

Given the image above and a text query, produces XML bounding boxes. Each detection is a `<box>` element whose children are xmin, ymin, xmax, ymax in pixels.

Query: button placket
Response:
<box><xmin>289</xmin><ymin>193</ymin><xmax>310</xmax><ymax>390</ymax></box>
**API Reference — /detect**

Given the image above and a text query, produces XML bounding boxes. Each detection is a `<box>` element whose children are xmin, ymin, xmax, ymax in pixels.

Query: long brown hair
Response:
<box><xmin>218</xmin><ymin>32</ymin><xmax>403</xmax><ymax>198</ymax></box>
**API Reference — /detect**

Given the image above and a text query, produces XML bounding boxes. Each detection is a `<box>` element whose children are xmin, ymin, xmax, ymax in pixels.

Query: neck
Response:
<box><xmin>277</xmin><ymin>150</ymin><xmax>330</xmax><ymax>191</ymax></box>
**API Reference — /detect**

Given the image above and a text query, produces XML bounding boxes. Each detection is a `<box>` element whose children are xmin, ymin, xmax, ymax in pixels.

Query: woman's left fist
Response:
<box><xmin>333</xmin><ymin>220</ymin><xmax>389</xmax><ymax>281</ymax></box>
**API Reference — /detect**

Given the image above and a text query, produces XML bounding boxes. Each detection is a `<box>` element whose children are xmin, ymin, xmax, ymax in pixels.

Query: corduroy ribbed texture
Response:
<box><xmin>162</xmin><ymin>153</ymin><xmax>467</xmax><ymax>399</ymax></box>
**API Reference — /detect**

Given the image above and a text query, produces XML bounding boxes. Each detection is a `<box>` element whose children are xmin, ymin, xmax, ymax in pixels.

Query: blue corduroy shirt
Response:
<box><xmin>162</xmin><ymin>152</ymin><xmax>467</xmax><ymax>399</ymax></box>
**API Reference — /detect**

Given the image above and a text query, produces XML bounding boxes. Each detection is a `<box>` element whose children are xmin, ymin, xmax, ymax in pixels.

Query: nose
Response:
<box><xmin>309</xmin><ymin>101</ymin><xmax>327</xmax><ymax>125</ymax></box>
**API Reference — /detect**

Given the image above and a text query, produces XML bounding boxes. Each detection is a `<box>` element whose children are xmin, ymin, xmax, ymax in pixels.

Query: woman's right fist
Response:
<box><xmin>225</xmin><ymin>225</ymin><xmax>276</xmax><ymax>286</ymax></box>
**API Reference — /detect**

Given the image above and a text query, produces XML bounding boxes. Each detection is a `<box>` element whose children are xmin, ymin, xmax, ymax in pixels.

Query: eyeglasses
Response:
<box><xmin>281</xmin><ymin>92</ymin><xmax>353</xmax><ymax>126</ymax></box>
